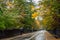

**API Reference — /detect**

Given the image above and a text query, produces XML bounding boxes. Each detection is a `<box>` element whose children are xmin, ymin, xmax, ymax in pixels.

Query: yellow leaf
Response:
<box><xmin>32</xmin><ymin>12</ymin><xmax>38</xmax><ymax>18</ymax></box>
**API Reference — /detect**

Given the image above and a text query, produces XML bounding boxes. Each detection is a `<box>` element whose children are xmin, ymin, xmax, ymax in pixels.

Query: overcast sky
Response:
<box><xmin>33</xmin><ymin>0</ymin><xmax>42</xmax><ymax>4</ymax></box>
<box><xmin>26</xmin><ymin>0</ymin><xmax>42</xmax><ymax>4</ymax></box>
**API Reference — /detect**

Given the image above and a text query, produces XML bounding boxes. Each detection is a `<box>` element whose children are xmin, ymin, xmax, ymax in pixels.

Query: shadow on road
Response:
<box><xmin>48</xmin><ymin>30</ymin><xmax>60</xmax><ymax>39</ymax></box>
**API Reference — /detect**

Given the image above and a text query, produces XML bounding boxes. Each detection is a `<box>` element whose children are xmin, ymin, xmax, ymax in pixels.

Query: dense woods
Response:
<box><xmin>0</xmin><ymin>0</ymin><xmax>60</xmax><ymax>37</ymax></box>
<box><xmin>0</xmin><ymin>0</ymin><xmax>37</xmax><ymax>30</ymax></box>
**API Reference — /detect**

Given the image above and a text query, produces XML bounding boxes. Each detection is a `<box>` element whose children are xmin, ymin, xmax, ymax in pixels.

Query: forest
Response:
<box><xmin>0</xmin><ymin>0</ymin><xmax>60</xmax><ymax>38</ymax></box>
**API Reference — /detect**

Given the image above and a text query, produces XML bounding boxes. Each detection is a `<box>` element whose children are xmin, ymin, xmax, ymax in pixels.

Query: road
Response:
<box><xmin>34</xmin><ymin>30</ymin><xmax>46</xmax><ymax>40</ymax></box>
<box><xmin>25</xmin><ymin>30</ymin><xmax>59</xmax><ymax>40</ymax></box>
<box><xmin>1</xmin><ymin>30</ymin><xmax>59</xmax><ymax>40</ymax></box>
<box><xmin>25</xmin><ymin>30</ymin><xmax>46</xmax><ymax>40</ymax></box>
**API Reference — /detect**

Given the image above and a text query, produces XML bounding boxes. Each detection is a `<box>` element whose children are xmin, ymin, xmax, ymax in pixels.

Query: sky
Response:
<box><xmin>33</xmin><ymin>0</ymin><xmax>42</xmax><ymax>4</ymax></box>
<box><xmin>26</xmin><ymin>0</ymin><xmax>42</xmax><ymax>4</ymax></box>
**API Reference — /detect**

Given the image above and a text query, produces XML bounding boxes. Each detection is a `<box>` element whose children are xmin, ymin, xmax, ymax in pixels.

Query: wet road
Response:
<box><xmin>25</xmin><ymin>30</ymin><xmax>46</xmax><ymax>40</ymax></box>
<box><xmin>0</xmin><ymin>30</ymin><xmax>46</xmax><ymax>40</ymax></box>
<box><xmin>1</xmin><ymin>30</ymin><xmax>59</xmax><ymax>40</ymax></box>
<box><xmin>34</xmin><ymin>30</ymin><xmax>46</xmax><ymax>40</ymax></box>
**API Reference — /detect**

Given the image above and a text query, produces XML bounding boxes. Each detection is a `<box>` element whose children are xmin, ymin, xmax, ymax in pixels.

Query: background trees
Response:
<box><xmin>39</xmin><ymin>0</ymin><xmax>60</xmax><ymax>30</ymax></box>
<box><xmin>0</xmin><ymin>0</ymin><xmax>37</xmax><ymax>30</ymax></box>
<box><xmin>0</xmin><ymin>0</ymin><xmax>60</xmax><ymax>31</ymax></box>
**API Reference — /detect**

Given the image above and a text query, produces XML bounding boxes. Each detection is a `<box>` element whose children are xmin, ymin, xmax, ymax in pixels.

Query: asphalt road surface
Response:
<box><xmin>25</xmin><ymin>30</ymin><xmax>46</xmax><ymax>40</ymax></box>
<box><xmin>1</xmin><ymin>30</ymin><xmax>59</xmax><ymax>40</ymax></box>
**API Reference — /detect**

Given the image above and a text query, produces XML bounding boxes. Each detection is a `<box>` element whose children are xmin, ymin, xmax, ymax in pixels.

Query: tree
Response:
<box><xmin>39</xmin><ymin>0</ymin><xmax>60</xmax><ymax>30</ymax></box>
<box><xmin>0</xmin><ymin>0</ymin><xmax>36</xmax><ymax>30</ymax></box>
